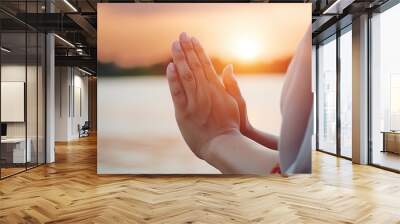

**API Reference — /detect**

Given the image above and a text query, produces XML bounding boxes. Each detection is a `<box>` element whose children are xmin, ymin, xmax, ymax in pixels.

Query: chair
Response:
<box><xmin>79</xmin><ymin>121</ymin><xmax>90</xmax><ymax>138</ymax></box>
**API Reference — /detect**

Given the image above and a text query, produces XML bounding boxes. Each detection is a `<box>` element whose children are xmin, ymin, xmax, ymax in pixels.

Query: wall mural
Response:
<box><xmin>97</xmin><ymin>3</ymin><xmax>312</xmax><ymax>174</ymax></box>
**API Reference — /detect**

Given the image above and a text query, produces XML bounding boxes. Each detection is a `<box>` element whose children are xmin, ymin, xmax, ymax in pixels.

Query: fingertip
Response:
<box><xmin>167</xmin><ymin>62</ymin><xmax>174</xmax><ymax>71</ymax></box>
<box><xmin>222</xmin><ymin>70</ymin><xmax>230</xmax><ymax>86</ymax></box>
<box><xmin>172</xmin><ymin>41</ymin><xmax>181</xmax><ymax>51</ymax></box>
<box><xmin>179</xmin><ymin>32</ymin><xmax>189</xmax><ymax>42</ymax></box>
<box><xmin>191</xmin><ymin>37</ymin><xmax>200</xmax><ymax>46</ymax></box>
<box><xmin>225</xmin><ymin>64</ymin><xmax>233</xmax><ymax>75</ymax></box>
<box><xmin>222</xmin><ymin>64</ymin><xmax>234</xmax><ymax>79</ymax></box>
<box><xmin>229</xmin><ymin>64</ymin><xmax>234</xmax><ymax>72</ymax></box>
<box><xmin>166</xmin><ymin>62</ymin><xmax>177</xmax><ymax>78</ymax></box>
<box><xmin>223</xmin><ymin>64</ymin><xmax>240</xmax><ymax>91</ymax></box>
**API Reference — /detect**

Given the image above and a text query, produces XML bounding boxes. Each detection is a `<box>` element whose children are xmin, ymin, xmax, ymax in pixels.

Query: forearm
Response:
<box><xmin>202</xmin><ymin>130</ymin><xmax>279</xmax><ymax>174</ymax></box>
<box><xmin>243</xmin><ymin>126</ymin><xmax>279</xmax><ymax>150</ymax></box>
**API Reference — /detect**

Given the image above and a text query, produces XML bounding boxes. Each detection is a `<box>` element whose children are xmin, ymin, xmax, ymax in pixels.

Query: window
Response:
<box><xmin>339</xmin><ymin>28</ymin><xmax>352</xmax><ymax>158</ymax></box>
<box><xmin>0</xmin><ymin>1</ymin><xmax>46</xmax><ymax>179</ymax></box>
<box><xmin>390</xmin><ymin>74</ymin><xmax>400</xmax><ymax>130</ymax></box>
<box><xmin>317</xmin><ymin>36</ymin><xmax>337</xmax><ymax>154</ymax></box>
<box><xmin>370</xmin><ymin>2</ymin><xmax>400</xmax><ymax>171</ymax></box>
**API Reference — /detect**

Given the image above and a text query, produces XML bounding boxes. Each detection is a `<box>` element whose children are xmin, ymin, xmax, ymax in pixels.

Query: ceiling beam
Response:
<box><xmin>55</xmin><ymin>55</ymin><xmax>96</xmax><ymax>72</ymax></box>
<box><xmin>67</xmin><ymin>13</ymin><xmax>97</xmax><ymax>38</ymax></box>
<box><xmin>323</xmin><ymin>0</ymin><xmax>356</xmax><ymax>14</ymax></box>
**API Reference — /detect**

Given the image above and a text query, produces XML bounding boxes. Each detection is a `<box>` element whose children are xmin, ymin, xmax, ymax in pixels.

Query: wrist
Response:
<box><xmin>200</xmin><ymin>129</ymin><xmax>242</xmax><ymax>162</ymax></box>
<box><xmin>201</xmin><ymin>129</ymin><xmax>280</xmax><ymax>174</ymax></box>
<box><xmin>242</xmin><ymin>121</ymin><xmax>255</xmax><ymax>138</ymax></box>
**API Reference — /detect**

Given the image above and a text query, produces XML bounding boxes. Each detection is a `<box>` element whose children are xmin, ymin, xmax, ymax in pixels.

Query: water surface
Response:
<box><xmin>98</xmin><ymin>74</ymin><xmax>285</xmax><ymax>174</ymax></box>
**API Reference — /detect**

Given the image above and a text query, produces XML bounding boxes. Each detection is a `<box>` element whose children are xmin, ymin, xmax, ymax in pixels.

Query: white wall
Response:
<box><xmin>55</xmin><ymin>67</ymin><xmax>71</xmax><ymax>141</ymax></box>
<box><xmin>1</xmin><ymin>64</ymin><xmax>46</xmax><ymax>164</ymax></box>
<box><xmin>1</xmin><ymin>65</ymin><xmax>26</xmax><ymax>141</ymax></box>
<box><xmin>1</xmin><ymin>65</ymin><xmax>25</xmax><ymax>130</ymax></box>
<box><xmin>1</xmin><ymin>65</ymin><xmax>38</xmax><ymax>138</ymax></box>
<box><xmin>55</xmin><ymin>67</ymin><xmax>89</xmax><ymax>141</ymax></box>
<box><xmin>71</xmin><ymin>73</ymin><xmax>89</xmax><ymax>138</ymax></box>
<box><xmin>1</xmin><ymin>82</ymin><xmax>25</xmax><ymax>122</ymax></box>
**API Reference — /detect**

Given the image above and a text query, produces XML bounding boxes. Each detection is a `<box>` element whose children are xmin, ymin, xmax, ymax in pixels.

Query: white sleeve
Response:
<box><xmin>279</xmin><ymin>26</ymin><xmax>313</xmax><ymax>174</ymax></box>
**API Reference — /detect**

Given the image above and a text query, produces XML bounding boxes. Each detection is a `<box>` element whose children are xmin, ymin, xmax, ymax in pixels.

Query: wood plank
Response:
<box><xmin>0</xmin><ymin>135</ymin><xmax>399</xmax><ymax>223</ymax></box>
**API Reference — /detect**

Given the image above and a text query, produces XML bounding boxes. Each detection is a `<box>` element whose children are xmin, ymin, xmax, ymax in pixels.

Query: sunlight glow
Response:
<box><xmin>231</xmin><ymin>36</ymin><xmax>262</xmax><ymax>61</ymax></box>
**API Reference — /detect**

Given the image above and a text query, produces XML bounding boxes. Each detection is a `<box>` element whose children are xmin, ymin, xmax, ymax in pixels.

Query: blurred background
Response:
<box><xmin>97</xmin><ymin>3</ymin><xmax>310</xmax><ymax>174</ymax></box>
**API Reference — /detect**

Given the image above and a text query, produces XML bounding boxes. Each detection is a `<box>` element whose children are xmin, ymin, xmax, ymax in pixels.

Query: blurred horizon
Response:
<box><xmin>98</xmin><ymin>54</ymin><xmax>293</xmax><ymax>77</ymax></box>
<box><xmin>98</xmin><ymin>3</ymin><xmax>310</xmax><ymax>75</ymax></box>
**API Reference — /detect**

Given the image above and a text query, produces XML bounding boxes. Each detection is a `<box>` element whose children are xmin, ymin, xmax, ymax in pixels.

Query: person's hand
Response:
<box><xmin>166</xmin><ymin>32</ymin><xmax>240</xmax><ymax>159</ymax></box>
<box><xmin>221</xmin><ymin>71</ymin><xmax>253</xmax><ymax>136</ymax></box>
<box><xmin>222</xmin><ymin>65</ymin><xmax>279</xmax><ymax>150</ymax></box>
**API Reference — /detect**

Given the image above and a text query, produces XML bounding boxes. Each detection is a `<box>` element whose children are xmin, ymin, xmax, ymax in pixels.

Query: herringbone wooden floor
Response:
<box><xmin>1</xmin><ymin>135</ymin><xmax>400</xmax><ymax>224</ymax></box>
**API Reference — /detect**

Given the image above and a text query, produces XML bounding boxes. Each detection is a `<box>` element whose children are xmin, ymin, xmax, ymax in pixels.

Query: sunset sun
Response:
<box><xmin>231</xmin><ymin>36</ymin><xmax>262</xmax><ymax>61</ymax></box>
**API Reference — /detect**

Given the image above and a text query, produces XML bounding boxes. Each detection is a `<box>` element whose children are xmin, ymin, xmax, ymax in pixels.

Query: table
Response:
<box><xmin>382</xmin><ymin>131</ymin><xmax>400</xmax><ymax>154</ymax></box>
<box><xmin>1</xmin><ymin>138</ymin><xmax>31</xmax><ymax>164</ymax></box>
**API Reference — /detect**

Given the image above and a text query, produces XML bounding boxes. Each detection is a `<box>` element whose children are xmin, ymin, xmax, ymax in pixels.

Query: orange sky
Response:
<box><xmin>98</xmin><ymin>3</ymin><xmax>310</xmax><ymax>68</ymax></box>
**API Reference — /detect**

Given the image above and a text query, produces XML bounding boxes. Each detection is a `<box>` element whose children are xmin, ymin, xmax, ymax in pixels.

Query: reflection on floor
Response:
<box><xmin>0</xmin><ymin>167</ymin><xmax>25</xmax><ymax>178</ymax></box>
<box><xmin>373</xmin><ymin>150</ymin><xmax>400</xmax><ymax>171</ymax></box>
<box><xmin>341</xmin><ymin>147</ymin><xmax>352</xmax><ymax>158</ymax></box>
<box><xmin>0</xmin><ymin>162</ymin><xmax>42</xmax><ymax>178</ymax></box>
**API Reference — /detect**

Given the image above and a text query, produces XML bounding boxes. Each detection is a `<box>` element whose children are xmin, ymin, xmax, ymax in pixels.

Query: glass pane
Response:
<box><xmin>1</xmin><ymin>31</ymin><xmax>27</xmax><ymax>177</ymax></box>
<box><xmin>318</xmin><ymin>37</ymin><xmax>337</xmax><ymax>154</ymax></box>
<box><xmin>390</xmin><ymin>75</ymin><xmax>400</xmax><ymax>130</ymax></box>
<box><xmin>312</xmin><ymin>46</ymin><xmax>317</xmax><ymax>150</ymax></box>
<box><xmin>371</xmin><ymin>4</ymin><xmax>400</xmax><ymax>171</ymax></box>
<box><xmin>38</xmin><ymin>33</ymin><xmax>45</xmax><ymax>165</ymax></box>
<box><xmin>27</xmin><ymin>31</ymin><xmax>38</xmax><ymax>169</ymax></box>
<box><xmin>340</xmin><ymin>29</ymin><xmax>352</xmax><ymax>158</ymax></box>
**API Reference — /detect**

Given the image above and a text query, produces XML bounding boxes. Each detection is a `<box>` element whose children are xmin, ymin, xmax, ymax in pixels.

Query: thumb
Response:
<box><xmin>222</xmin><ymin>64</ymin><xmax>243</xmax><ymax>102</ymax></box>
